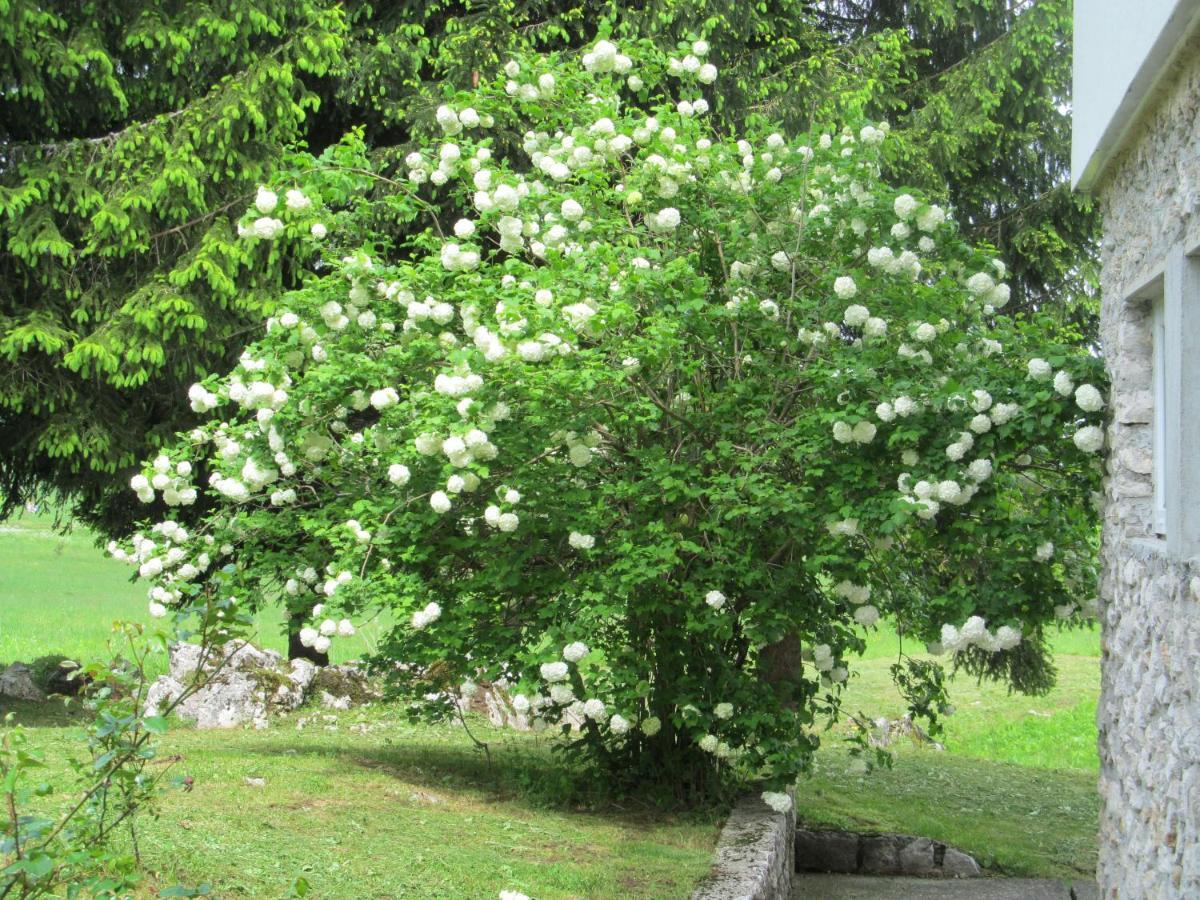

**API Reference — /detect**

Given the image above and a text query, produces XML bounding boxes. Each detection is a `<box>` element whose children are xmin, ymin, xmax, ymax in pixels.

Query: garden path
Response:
<box><xmin>791</xmin><ymin>874</ymin><xmax>1099</xmax><ymax>898</ymax></box>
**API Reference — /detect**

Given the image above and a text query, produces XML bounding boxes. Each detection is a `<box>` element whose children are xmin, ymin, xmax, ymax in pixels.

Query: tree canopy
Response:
<box><xmin>0</xmin><ymin>0</ymin><xmax>1093</xmax><ymax>539</ymax></box>
<box><xmin>114</xmin><ymin>38</ymin><xmax>1103</xmax><ymax>801</ymax></box>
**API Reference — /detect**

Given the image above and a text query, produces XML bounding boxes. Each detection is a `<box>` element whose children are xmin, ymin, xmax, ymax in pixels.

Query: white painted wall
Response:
<box><xmin>1072</xmin><ymin>0</ymin><xmax>1200</xmax><ymax>190</ymax></box>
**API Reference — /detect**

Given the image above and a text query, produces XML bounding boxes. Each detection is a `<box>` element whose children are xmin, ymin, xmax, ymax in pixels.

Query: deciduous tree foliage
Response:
<box><xmin>115</xmin><ymin>40</ymin><xmax>1103</xmax><ymax>801</ymax></box>
<box><xmin>1</xmin><ymin>0</ymin><xmax>1092</xmax><ymax>541</ymax></box>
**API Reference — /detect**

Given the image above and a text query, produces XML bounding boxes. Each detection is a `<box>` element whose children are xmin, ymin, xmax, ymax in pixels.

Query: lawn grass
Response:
<box><xmin>7</xmin><ymin>705</ymin><xmax>720</xmax><ymax>900</ymax></box>
<box><xmin>6</xmin><ymin>700</ymin><xmax>721</xmax><ymax>899</ymax></box>
<box><xmin>0</xmin><ymin>510</ymin><xmax>387</xmax><ymax>671</ymax></box>
<box><xmin>2</xmin><ymin>509</ymin><xmax>1104</xmax><ymax>893</ymax></box>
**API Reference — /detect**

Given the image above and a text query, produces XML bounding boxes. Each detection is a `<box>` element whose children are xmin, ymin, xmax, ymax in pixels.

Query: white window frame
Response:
<box><xmin>1157</xmin><ymin>244</ymin><xmax>1200</xmax><ymax>560</ymax></box>
<box><xmin>1152</xmin><ymin>293</ymin><xmax>1168</xmax><ymax>537</ymax></box>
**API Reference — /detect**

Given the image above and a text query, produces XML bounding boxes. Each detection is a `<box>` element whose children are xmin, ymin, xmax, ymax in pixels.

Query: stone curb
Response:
<box><xmin>795</xmin><ymin>828</ymin><xmax>981</xmax><ymax>878</ymax></box>
<box><xmin>692</xmin><ymin>791</ymin><xmax>796</xmax><ymax>900</ymax></box>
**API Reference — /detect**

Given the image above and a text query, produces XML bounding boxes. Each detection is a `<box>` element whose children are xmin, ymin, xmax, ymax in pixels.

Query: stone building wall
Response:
<box><xmin>1094</xmin><ymin>30</ymin><xmax>1200</xmax><ymax>899</ymax></box>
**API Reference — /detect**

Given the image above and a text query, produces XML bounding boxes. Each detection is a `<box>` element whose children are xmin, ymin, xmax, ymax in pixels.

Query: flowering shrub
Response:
<box><xmin>115</xmin><ymin>37</ymin><xmax>1104</xmax><ymax>803</ymax></box>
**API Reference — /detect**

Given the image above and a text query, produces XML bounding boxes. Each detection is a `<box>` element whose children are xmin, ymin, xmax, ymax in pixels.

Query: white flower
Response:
<box><xmin>148</xmin><ymin>601</ymin><xmax>168</xmax><ymax>618</ymax></box>
<box><xmin>1027</xmin><ymin>358</ymin><xmax>1052</xmax><ymax>381</ymax></box>
<box><xmin>650</xmin><ymin>207</ymin><xmax>681</xmax><ymax>231</ymax></box>
<box><xmin>568</xmin><ymin>531</ymin><xmax>595</xmax><ymax>550</ymax></box>
<box><xmin>961</xmin><ymin>616</ymin><xmax>987</xmax><ymax>643</ymax></box>
<box><xmin>255</xmin><ymin>186</ymin><xmax>278</xmax><ymax>214</ymax></box>
<box><xmin>310</xmin><ymin>222</ymin><xmax>327</xmax><ymax>239</ymax></box>
<box><xmin>937</xmin><ymin>480</ymin><xmax>963</xmax><ymax>503</ymax></box>
<box><xmin>388</xmin><ymin>464</ymin><xmax>411</xmax><ymax>486</ymax></box>
<box><xmin>894</xmin><ymin>396</ymin><xmax>917</xmax><ymax>417</ymax></box>
<box><xmin>1053</xmin><ymin>370</ymin><xmax>1074</xmax><ymax>397</ymax></box>
<box><xmin>834</xmin><ymin>276</ymin><xmax>857</xmax><ymax>299</ymax></box>
<box><xmin>966</xmin><ymin>271</ymin><xmax>995</xmax><ymax>296</ymax></box>
<box><xmin>1073</xmin><ymin>425</ymin><xmax>1105</xmax><ymax>453</ymax></box>
<box><xmin>641</xmin><ymin>716</ymin><xmax>662</xmax><ymax>736</ymax></box>
<box><xmin>851</xmin><ymin>421</ymin><xmax>877</xmax><ymax>443</ymax></box>
<box><xmin>969</xmin><ymin>414</ymin><xmax>992</xmax><ymax>434</ymax></box>
<box><xmin>699</xmin><ymin>734</ymin><xmax>719</xmax><ymax>753</ymax></box>
<box><xmin>990</xmin><ymin>402</ymin><xmax>1019</xmax><ymax>425</ymax></box>
<box><xmin>285</xmin><ymin>189</ymin><xmax>311</xmax><ymax>211</ymax></box>
<box><xmin>370</xmin><ymin>387</ymin><xmax>399</xmax><ymax>410</ymax></box>
<box><xmin>914</xmin><ymin>322</ymin><xmax>937</xmax><ymax>342</ymax></box>
<box><xmin>967</xmin><ymin>459</ymin><xmax>993</xmax><ymax>482</ymax></box>
<box><xmin>875</xmin><ymin>402</ymin><xmax>896</xmax><ymax>422</ymax></box>
<box><xmin>561</xmin><ymin>198</ymin><xmax>584</xmax><ymax>221</ymax></box>
<box><xmin>453</xmin><ymin>218</ymin><xmax>476</xmax><ymax>238</ymax></box>
<box><xmin>549</xmin><ymin>684</ymin><xmax>574</xmax><ymax>704</ymax></box>
<box><xmin>541</xmin><ymin>661</ymin><xmax>569</xmax><ymax>683</ymax></box>
<box><xmin>500</xmin><ymin>891</ymin><xmax>531</xmax><ymax>900</ymax></box>
<box><xmin>252</xmin><ymin>216</ymin><xmax>284</xmax><ymax>239</ymax></box>
<box><xmin>1035</xmin><ymin>541</ymin><xmax>1055</xmax><ymax>562</ymax></box>
<box><xmin>762</xmin><ymin>791</ymin><xmax>793</xmax><ymax>814</ymax></box>
<box><xmin>915</xmin><ymin>205</ymin><xmax>945</xmax><ymax>231</ymax></box>
<box><xmin>994</xmin><ymin>625</ymin><xmax>1022</xmax><ymax>650</ymax></box>
<box><xmin>430</xmin><ymin>491</ymin><xmax>452</xmax><ymax>513</ymax></box>
<box><xmin>854</xmin><ymin>605</ymin><xmax>880</xmax><ymax>626</ymax></box>
<box><xmin>843</xmin><ymin>304</ymin><xmax>869</xmax><ymax>327</ymax></box>
<box><xmin>893</xmin><ymin>194</ymin><xmax>919</xmax><ymax>220</ymax></box>
<box><xmin>337</xmin><ymin>619</ymin><xmax>355</xmax><ymax>637</ymax></box>
<box><xmin>705</xmin><ymin>590</ymin><xmax>726</xmax><ymax>610</ymax></box>
<box><xmin>313</xmin><ymin>635</ymin><xmax>332</xmax><ymax>654</ymax></box>
<box><xmin>970</xmin><ymin>390</ymin><xmax>993</xmax><ymax>413</ymax></box>
<box><xmin>714</xmin><ymin>702</ymin><xmax>734</xmax><ymax>719</ymax></box>
<box><xmin>609</xmin><ymin>714</ymin><xmax>631</xmax><ymax>735</ymax></box>
<box><xmin>1075</xmin><ymin>384</ymin><xmax>1105</xmax><ymax>412</ymax></box>
<box><xmin>832</xmin><ymin>421</ymin><xmax>853</xmax><ymax>444</ymax></box>
<box><xmin>698</xmin><ymin>62</ymin><xmax>718</xmax><ymax>84</ymax></box>
<box><xmin>583</xmin><ymin>698</ymin><xmax>606</xmax><ymax>720</ymax></box>
<box><xmin>563</xmin><ymin>642</ymin><xmax>589</xmax><ymax>662</ymax></box>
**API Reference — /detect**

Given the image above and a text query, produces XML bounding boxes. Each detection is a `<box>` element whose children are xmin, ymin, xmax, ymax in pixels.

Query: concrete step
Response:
<box><xmin>791</xmin><ymin>874</ymin><xmax>1099</xmax><ymax>899</ymax></box>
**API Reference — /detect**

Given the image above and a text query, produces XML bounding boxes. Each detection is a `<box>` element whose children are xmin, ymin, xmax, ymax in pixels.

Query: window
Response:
<box><xmin>1152</xmin><ymin>294</ymin><xmax>1167</xmax><ymax>537</ymax></box>
<box><xmin>1151</xmin><ymin>246</ymin><xmax>1200</xmax><ymax>559</ymax></box>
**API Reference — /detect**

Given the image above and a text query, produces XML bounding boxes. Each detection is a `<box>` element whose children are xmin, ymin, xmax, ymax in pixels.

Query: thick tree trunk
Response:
<box><xmin>759</xmin><ymin>631</ymin><xmax>804</xmax><ymax>707</ymax></box>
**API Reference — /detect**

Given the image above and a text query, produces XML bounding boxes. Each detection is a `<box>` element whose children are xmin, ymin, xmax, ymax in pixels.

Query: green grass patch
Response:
<box><xmin>7</xmin><ymin>703</ymin><xmax>721</xmax><ymax>899</ymax></box>
<box><xmin>0</xmin><ymin>511</ymin><xmax>387</xmax><ymax>672</ymax></box>
<box><xmin>1</xmin><ymin>510</ymin><xmax>1103</xmax><ymax>892</ymax></box>
<box><xmin>794</xmin><ymin>748</ymin><xmax>1099</xmax><ymax>880</ymax></box>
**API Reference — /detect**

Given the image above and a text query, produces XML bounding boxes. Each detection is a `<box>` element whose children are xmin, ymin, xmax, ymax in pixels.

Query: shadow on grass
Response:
<box><xmin>0</xmin><ymin>697</ymin><xmax>91</xmax><ymax>727</ymax></box>
<box><xmin>239</xmin><ymin>731</ymin><xmax>726</xmax><ymax>828</ymax></box>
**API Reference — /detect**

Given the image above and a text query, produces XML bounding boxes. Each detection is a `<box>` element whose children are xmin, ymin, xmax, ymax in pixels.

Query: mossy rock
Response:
<box><xmin>29</xmin><ymin>655</ymin><xmax>87</xmax><ymax>696</ymax></box>
<box><xmin>310</xmin><ymin>665</ymin><xmax>379</xmax><ymax>706</ymax></box>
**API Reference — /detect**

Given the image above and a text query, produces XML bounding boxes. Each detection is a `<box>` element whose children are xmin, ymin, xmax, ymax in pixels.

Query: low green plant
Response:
<box><xmin>0</xmin><ymin>578</ymin><xmax>243</xmax><ymax>896</ymax></box>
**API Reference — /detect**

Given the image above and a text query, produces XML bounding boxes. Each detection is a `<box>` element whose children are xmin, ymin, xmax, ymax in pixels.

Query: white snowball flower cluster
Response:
<box><xmin>704</xmin><ymin>589</ymin><xmax>726</xmax><ymax>610</ymax></box>
<box><xmin>568</xmin><ymin>531</ymin><xmax>596</xmax><ymax>549</ymax></box>
<box><xmin>1075</xmin><ymin>383</ymin><xmax>1105</xmax><ymax>412</ymax></box>
<box><xmin>1053</xmin><ymin>369</ymin><xmax>1074</xmax><ymax>397</ymax></box>
<box><xmin>412</xmin><ymin>602</ymin><xmax>442</xmax><ymax>630</ymax></box>
<box><xmin>833</xmin><ymin>580</ymin><xmax>871</xmax><ymax>605</ymax></box>
<box><xmin>1027</xmin><ymin>358</ymin><xmax>1053</xmax><ymax>381</ymax></box>
<box><xmin>562</xmin><ymin>641</ymin><xmax>589</xmax><ymax>663</ymax></box>
<box><xmin>939</xmin><ymin>615</ymin><xmax>1022</xmax><ymax>654</ymax></box>
<box><xmin>582</xmin><ymin>39</ymin><xmax>632</xmax><ymax>75</ymax></box>
<box><xmin>843</xmin><ymin>304</ymin><xmax>870</xmax><ymax>327</ymax></box>
<box><xmin>1073</xmin><ymin>425</ymin><xmax>1105</xmax><ymax>453</ymax></box>
<box><xmin>129</xmin><ymin>454</ymin><xmax>199</xmax><ymax>506</ymax></box>
<box><xmin>833</xmin><ymin>275</ymin><xmax>857</xmax><ymax>299</ymax></box>
<box><xmin>832</xmin><ymin>420</ymin><xmax>876</xmax><ymax>444</ymax></box>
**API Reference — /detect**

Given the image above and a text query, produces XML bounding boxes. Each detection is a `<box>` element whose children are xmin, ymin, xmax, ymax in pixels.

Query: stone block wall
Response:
<box><xmin>1094</xmin><ymin>28</ymin><xmax>1200</xmax><ymax>899</ymax></box>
